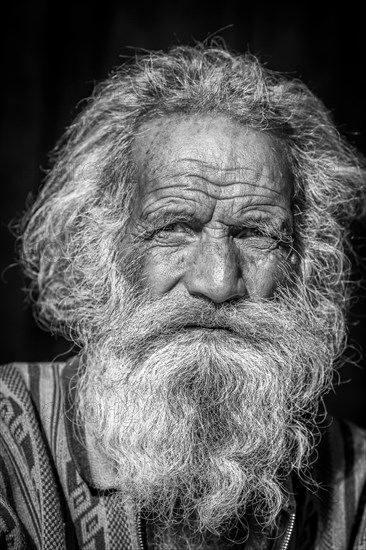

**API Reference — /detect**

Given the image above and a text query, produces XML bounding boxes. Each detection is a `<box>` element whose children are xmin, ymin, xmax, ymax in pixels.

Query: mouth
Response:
<box><xmin>183</xmin><ymin>324</ymin><xmax>233</xmax><ymax>333</ymax></box>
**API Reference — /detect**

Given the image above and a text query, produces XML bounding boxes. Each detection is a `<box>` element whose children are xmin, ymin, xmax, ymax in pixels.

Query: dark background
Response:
<box><xmin>1</xmin><ymin>2</ymin><xmax>366</xmax><ymax>427</ymax></box>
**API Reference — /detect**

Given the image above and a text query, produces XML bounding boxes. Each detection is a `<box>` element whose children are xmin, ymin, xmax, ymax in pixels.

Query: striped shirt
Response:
<box><xmin>0</xmin><ymin>360</ymin><xmax>365</xmax><ymax>549</ymax></box>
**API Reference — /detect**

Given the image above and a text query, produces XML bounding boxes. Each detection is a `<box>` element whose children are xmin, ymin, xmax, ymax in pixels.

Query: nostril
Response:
<box><xmin>186</xmin><ymin>287</ymin><xmax>246</xmax><ymax>305</ymax></box>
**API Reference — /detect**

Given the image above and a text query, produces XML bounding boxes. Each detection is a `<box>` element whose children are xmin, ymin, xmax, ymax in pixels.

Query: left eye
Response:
<box><xmin>233</xmin><ymin>227</ymin><xmax>266</xmax><ymax>239</ymax></box>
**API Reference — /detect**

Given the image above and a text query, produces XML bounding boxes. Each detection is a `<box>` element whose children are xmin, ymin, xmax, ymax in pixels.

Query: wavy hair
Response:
<box><xmin>20</xmin><ymin>43</ymin><xmax>366</xmax><ymax>346</ymax></box>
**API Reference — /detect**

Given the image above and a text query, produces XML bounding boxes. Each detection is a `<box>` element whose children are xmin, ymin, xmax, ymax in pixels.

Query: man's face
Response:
<box><xmin>78</xmin><ymin>115</ymin><xmax>335</xmax><ymax>541</ymax></box>
<box><xmin>128</xmin><ymin>115</ymin><xmax>294</xmax><ymax>302</ymax></box>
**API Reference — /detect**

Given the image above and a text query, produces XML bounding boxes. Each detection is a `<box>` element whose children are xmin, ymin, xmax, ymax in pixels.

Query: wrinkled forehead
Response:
<box><xmin>132</xmin><ymin>114</ymin><xmax>293</xmax><ymax>209</ymax></box>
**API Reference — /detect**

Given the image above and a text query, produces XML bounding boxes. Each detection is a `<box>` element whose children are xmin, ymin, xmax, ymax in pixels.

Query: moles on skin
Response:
<box><xmin>127</xmin><ymin>115</ymin><xmax>297</xmax><ymax>303</ymax></box>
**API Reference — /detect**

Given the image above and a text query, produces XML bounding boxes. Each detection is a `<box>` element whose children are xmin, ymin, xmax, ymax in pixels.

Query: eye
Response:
<box><xmin>232</xmin><ymin>226</ymin><xmax>266</xmax><ymax>239</ymax></box>
<box><xmin>149</xmin><ymin>222</ymin><xmax>192</xmax><ymax>240</ymax></box>
<box><xmin>158</xmin><ymin>222</ymin><xmax>187</xmax><ymax>234</ymax></box>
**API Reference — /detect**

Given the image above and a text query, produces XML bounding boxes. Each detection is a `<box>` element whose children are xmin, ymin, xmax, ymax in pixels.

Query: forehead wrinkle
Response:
<box><xmin>139</xmin><ymin>180</ymin><xmax>291</xmax><ymax>222</ymax></box>
<box><xmin>151</xmin><ymin>157</ymin><xmax>267</xmax><ymax>176</ymax></box>
<box><xmin>143</xmin><ymin>174</ymin><xmax>288</xmax><ymax>201</ymax></box>
<box><xmin>178</xmin><ymin>174</ymin><xmax>287</xmax><ymax>196</ymax></box>
<box><xmin>140</xmin><ymin>195</ymin><xmax>201</xmax><ymax>220</ymax></box>
<box><xmin>143</xmin><ymin>187</ymin><xmax>288</xmax><ymax>211</ymax></box>
<box><xmin>143</xmin><ymin>156</ymin><xmax>289</xmax><ymax>190</ymax></box>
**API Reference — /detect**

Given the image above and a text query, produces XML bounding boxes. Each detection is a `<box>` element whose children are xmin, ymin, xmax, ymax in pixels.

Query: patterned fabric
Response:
<box><xmin>0</xmin><ymin>361</ymin><xmax>133</xmax><ymax>550</ymax></box>
<box><xmin>0</xmin><ymin>360</ymin><xmax>365</xmax><ymax>549</ymax></box>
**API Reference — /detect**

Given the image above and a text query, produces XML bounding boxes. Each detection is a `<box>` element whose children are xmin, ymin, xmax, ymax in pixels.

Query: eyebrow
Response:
<box><xmin>237</xmin><ymin>214</ymin><xmax>293</xmax><ymax>236</ymax></box>
<box><xmin>140</xmin><ymin>207</ymin><xmax>200</xmax><ymax>227</ymax></box>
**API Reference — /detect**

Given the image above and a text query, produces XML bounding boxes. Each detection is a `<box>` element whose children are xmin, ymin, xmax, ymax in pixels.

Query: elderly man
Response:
<box><xmin>1</xmin><ymin>44</ymin><xmax>366</xmax><ymax>549</ymax></box>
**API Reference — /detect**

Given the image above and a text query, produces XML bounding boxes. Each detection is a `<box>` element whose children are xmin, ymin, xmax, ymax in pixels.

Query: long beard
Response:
<box><xmin>76</xmin><ymin>282</ymin><xmax>341</xmax><ymax>539</ymax></box>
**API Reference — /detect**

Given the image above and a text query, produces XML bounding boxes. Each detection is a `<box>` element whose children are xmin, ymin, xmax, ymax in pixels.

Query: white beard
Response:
<box><xmin>76</xmin><ymin>288</ymin><xmax>337</xmax><ymax>542</ymax></box>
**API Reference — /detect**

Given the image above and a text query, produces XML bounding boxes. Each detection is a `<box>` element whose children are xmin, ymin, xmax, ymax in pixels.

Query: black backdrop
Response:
<box><xmin>1</xmin><ymin>2</ymin><xmax>366</xmax><ymax>427</ymax></box>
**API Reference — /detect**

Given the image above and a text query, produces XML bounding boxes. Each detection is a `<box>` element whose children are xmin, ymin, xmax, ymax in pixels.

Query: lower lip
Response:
<box><xmin>183</xmin><ymin>327</ymin><xmax>231</xmax><ymax>334</ymax></box>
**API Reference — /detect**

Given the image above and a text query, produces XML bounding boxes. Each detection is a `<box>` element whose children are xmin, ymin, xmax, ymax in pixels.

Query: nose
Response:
<box><xmin>183</xmin><ymin>240</ymin><xmax>246</xmax><ymax>304</ymax></box>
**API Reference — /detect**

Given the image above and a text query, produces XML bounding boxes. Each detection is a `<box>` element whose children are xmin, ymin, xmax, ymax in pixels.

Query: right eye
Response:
<box><xmin>156</xmin><ymin>222</ymin><xmax>187</xmax><ymax>234</ymax></box>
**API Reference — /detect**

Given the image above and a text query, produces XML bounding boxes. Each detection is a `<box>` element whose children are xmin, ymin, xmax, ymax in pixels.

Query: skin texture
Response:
<box><xmin>128</xmin><ymin>115</ymin><xmax>296</xmax><ymax>303</ymax></box>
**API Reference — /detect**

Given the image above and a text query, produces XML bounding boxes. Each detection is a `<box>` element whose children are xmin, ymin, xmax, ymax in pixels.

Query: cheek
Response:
<box><xmin>141</xmin><ymin>246</ymin><xmax>184</xmax><ymax>295</ymax></box>
<box><xmin>243</xmin><ymin>251</ymin><xmax>291</xmax><ymax>299</ymax></box>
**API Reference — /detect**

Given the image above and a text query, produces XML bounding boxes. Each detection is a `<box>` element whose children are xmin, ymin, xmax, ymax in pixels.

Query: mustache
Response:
<box><xmin>115</xmin><ymin>290</ymin><xmax>298</xmax><ymax>350</ymax></box>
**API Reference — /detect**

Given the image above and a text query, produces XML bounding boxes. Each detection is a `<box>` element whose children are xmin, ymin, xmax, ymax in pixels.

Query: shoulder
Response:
<box><xmin>0</xmin><ymin>360</ymin><xmax>72</xmax><ymax>475</ymax></box>
<box><xmin>0</xmin><ymin>361</ymin><xmax>70</xmax><ymax>549</ymax></box>
<box><xmin>318</xmin><ymin>417</ymin><xmax>366</xmax><ymax>494</ymax></box>
<box><xmin>314</xmin><ymin>417</ymin><xmax>366</xmax><ymax>549</ymax></box>
<box><xmin>0</xmin><ymin>361</ymin><xmax>66</xmax><ymax>398</ymax></box>
<box><xmin>0</xmin><ymin>361</ymin><xmax>66</xmax><ymax>445</ymax></box>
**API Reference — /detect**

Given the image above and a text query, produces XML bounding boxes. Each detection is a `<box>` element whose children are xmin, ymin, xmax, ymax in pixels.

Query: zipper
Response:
<box><xmin>136</xmin><ymin>509</ymin><xmax>294</xmax><ymax>549</ymax></box>
<box><xmin>281</xmin><ymin>512</ymin><xmax>295</xmax><ymax>550</ymax></box>
<box><xmin>136</xmin><ymin>509</ymin><xmax>145</xmax><ymax>550</ymax></box>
